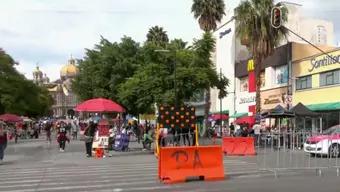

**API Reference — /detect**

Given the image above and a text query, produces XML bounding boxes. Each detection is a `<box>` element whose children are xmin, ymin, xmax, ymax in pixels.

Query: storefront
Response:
<box><xmin>292</xmin><ymin>48</ymin><xmax>340</xmax><ymax>132</ymax></box>
<box><xmin>231</xmin><ymin>59</ymin><xmax>257</xmax><ymax>126</ymax></box>
<box><xmin>261</xmin><ymin>87</ymin><xmax>289</xmax><ymax>111</ymax></box>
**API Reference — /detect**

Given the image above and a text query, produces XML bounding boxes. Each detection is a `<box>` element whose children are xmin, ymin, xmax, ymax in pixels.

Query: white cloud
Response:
<box><xmin>0</xmin><ymin>0</ymin><xmax>202</xmax><ymax>81</ymax></box>
<box><xmin>10</xmin><ymin>0</ymin><xmax>339</xmax><ymax>82</ymax></box>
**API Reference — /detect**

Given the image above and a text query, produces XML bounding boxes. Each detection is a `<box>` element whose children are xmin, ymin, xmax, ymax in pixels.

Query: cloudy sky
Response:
<box><xmin>0</xmin><ymin>0</ymin><xmax>339</xmax><ymax>81</ymax></box>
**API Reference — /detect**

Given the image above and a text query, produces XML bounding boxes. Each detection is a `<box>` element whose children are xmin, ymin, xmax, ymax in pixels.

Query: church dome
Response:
<box><xmin>60</xmin><ymin>57</ymin><xmax>78</xmax><ymax>78</ymax></box>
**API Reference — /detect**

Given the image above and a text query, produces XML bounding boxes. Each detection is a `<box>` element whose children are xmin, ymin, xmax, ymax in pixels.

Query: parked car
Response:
<box><xmin>304</xmin><ymin>125</ymin><xmax>340</xmax><ymax>157</ymax></box>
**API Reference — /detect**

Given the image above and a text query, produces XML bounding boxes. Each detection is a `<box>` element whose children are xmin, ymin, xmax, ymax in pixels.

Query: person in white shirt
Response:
<box><xmin>253</xmin><ymin>122</ymin><xmax>262</xmax><ymax>146</ymax></box>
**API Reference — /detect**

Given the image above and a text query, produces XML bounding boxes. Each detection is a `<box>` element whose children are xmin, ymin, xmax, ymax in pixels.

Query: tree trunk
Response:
<box><xmin>204</xmin><ymin>88</ymin><xmax>211</xmax><ymax>130</ymax></box>
<box><xmin>254</xmin><ymin>57</ymin><xmax>263</xmax><ymax>114</ymax></box>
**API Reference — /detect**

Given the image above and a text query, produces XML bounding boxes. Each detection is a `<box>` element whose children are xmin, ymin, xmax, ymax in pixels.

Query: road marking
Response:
<box><xmin>0</xmin><ymin>180</ymin><xmax>159</xmax><ymax>192</ymax></box>
<box><xmin>0</xmin><ymin>172</ymin><xmax>159</xmax><ymax>182</ymax></box>
<box><xmin>0</xmin><ymin>177</ymin><xmax>158</xmax><ymax>189</ymax></box>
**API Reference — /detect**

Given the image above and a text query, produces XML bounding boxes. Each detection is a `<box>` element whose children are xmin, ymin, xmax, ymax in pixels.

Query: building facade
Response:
<box><xmin>32</xmin><ymin>66</ymin><xmax>50</xmax><ymax>86</ymax></box>
<box><xmin>230</xmin><ymin>42</ymin><xmax>336</xmax><ymax>127</ymax></box>
<box><xmin>33</xmin><ymin>57</ymin><xmax>79</xmax><ymax>118</ymax></box>
<box><xmin>292</xmin><ymin>48</ymin><xmax>340</xmax><ymax>132</ymax></box>
<box><xmin>211</xmin><ymin>1</ymin><xmax>335</xmax><ymax>120</ymax></box>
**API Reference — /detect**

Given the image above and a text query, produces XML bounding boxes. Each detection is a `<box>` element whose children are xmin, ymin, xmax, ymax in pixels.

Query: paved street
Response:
<box><xmin>0</xmin><ymin>138</ymin><xmax>340</xmax><ymax>192</ymax></box>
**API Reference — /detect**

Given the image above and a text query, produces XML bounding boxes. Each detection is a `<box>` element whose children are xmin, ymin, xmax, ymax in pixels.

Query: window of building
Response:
<box><xmin>260</xmin><ymin>72</ymin><xmax>265</xmax><ymax>88</ymax></box>
<box><xmin>316</xmin><ymin>25</ymin><xmax>327</xmax><ymax>45</ymax></box>
<box><xmin>296</xmin><ymin>75</ymin><xmax>312</xmax><ymax>90</ymax></box>
<box><xmin>239</xmin><ymin>77</ymin><xmax>248</xmax><ymax>92</ymax></box>
<box><xmin>320</xmin><ymin>70</ymin><xmax>340</xmax><ymax>86</ymax></box>
<box><xmin>275</xmin><ymin>65</ymin><xmax>288</xmax><ymax>85</ymax></box>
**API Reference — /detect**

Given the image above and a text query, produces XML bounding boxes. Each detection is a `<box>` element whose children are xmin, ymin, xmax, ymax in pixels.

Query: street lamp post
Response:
<box><xmin>219</xmin><ymin>68</ymin><xmax>223</xmax><ymax>137</ymax></box>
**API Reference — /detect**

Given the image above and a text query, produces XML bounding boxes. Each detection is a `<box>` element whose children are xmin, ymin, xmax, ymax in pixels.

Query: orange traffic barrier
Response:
<box><xmin>95</xmin><ymin>148</ymin><xmax>104</xmax><ymax>158</ymax></box>
<box><xmin>158</xmin><ymin>146</ymin><xmax>224</xmax><ymax>184</ymax></box>
<box><xmin>222</xmin><ymin>137</ymin><xmax>256</xmax><ymax>156</ymax></box>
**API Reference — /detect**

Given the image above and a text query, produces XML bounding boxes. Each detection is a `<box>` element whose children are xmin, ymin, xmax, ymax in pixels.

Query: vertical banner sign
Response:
<box><xmin>247</xmin><ymin>59</ymin><xmax>256</xmax><ymax>93</ymax></box>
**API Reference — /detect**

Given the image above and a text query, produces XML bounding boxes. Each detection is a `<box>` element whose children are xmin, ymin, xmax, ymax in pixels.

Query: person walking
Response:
<box><xmin>45</xmin><ymin>121</ymin><xmax>52</xmax><ymax>144</ymax></box>
<box><xmin>0</xmin><ymin>122</ymin><xmax>8</xmax><ymax>164</ymax></box>
<box><xmin>84</xmin><ymin>121</ymin><xmax>96</xmax><ymax>157</ymax></box>
<box><xmin>57</xmin><ymin>127</ymin><xmax>70</xmax><ymax>152</ymax></box>
<box><xmin>229</xmin><ymin>123</ymin><xmax>235</xmax><ymax>136</ymax></box>
<box><xmin>71</xmin><ymin>120</ymin><xmax>78</xmax><ymax>140</ymax></box>
<box><xmin>253</xmin><ymin>121</ymin><xmax>262</xmax><ymax>146</ymax></box>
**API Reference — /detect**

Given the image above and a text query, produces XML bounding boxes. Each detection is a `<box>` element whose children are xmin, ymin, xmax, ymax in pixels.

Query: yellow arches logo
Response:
<box><xmin>247</xmin><ymin>59</ymin><xmax>254</xmax><ymax>72</ymax></box>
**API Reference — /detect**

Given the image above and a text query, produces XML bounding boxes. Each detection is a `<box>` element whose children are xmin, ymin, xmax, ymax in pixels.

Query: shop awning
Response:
<box><xmin>307</xmin><ymin>102</ymin><xmax>340</xmax><ymax>111</ymax></box>
<box><xmin>261</xmin><ymin>105</ymin><xmax>295</xmax><ymax>118</ymax></box>
<box><xmin>230</xmin><ymin>112</ymin><xmax>248</xmax><ymax>118</ymax></box>
<box><xmin>290</xmin><ymin>102</ymin><xmax>320</xmax><ymax>117</ymax></box>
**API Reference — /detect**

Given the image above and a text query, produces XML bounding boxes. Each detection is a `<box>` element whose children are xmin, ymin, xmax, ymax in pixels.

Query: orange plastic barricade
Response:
<box><xmin>158</xmin><ymin>146</ymin><xmax>224</xmax><ymax>184</ymax></box>
<box><xmin>222</xmin><ymin>137</ymin><xmax>256</xmax><ymax>156</ymax></box>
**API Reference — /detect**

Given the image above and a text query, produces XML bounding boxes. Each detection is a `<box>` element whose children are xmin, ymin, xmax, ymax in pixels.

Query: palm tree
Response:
<box><xmin>191</xmin><ymin>0</ymin><xmax>225</xmax><ymax>129</ymax></box>
<box><xmin>146</xmin><ymin>26</ymin><xmax>169</xmax><ymax>46</ymax></box>
<box><xmin>235</xmin><ymin>0</ymin><xmax>288</xmax><ymax>113</ymax></box>
<box><xmin>191</xmin><ymin>0</ymin><xmax>226</xmax><ymax>32</ymax></box>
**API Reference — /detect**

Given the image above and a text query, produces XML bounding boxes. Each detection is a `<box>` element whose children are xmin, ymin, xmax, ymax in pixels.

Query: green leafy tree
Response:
<box><xmin>235</xmin><ymin>0</ymin><xmax>288</xmax><ymax>113</ymax></box>
<box><xmin>118</xmin><ymin>32</ymin><xmax>229</xmax><ymax>116</ymax></box>
<box><xmin>72</xmin><ymin>36</ymin><xmax>141</xmax><ymax>102</ymax></box>
<box><xmin>74</xmin><ymin>26</ymin><xmax>229</xmax><ymax>117</ymax></box>
<box><xmin>146</xmin><ymin>26</ymin><xmax>169</xmax><ymax>46</ymax></box>
<box><xmin>0</xmin><ymin>48</ymin><xmax>52</xmax><ymax>117</ymax></box>
<box><xmin>191</xmin><ymin>0</ymin><xmax>226</xmax><ymax>128</ymax></box>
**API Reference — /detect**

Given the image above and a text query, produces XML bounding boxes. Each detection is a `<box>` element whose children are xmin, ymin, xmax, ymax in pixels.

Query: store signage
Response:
<box><xmin>309</xmin><ymin>54</ymin><xmax>340</xmax><ymax>72</ymax></box>
<box><xmin>247</xmin><ymin>59</ymin><xmax>255</xmax><ymax>72</ymax></box>
<box><xmin>263</xmin><ymin>93</ymin><xmax>285</xmax><ymax>105</ymax></box>
<box><xmin>239</xmin><ymin>95</ymin><xmax>256</xmax><ymax>104</ymax></box>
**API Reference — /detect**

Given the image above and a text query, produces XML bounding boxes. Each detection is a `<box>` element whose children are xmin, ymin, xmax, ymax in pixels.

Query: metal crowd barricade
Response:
<box><xmin>256</xmin><ymin>131</ymin><xmax>340</xmax><ymax>178</ymax></box>
<box><xmin>159</xmin><ymin>132</ymin><xmax>198</xmax><ymax>147</ymax></box>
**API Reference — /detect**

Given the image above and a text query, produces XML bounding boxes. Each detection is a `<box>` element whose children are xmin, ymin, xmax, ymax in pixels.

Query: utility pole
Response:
<box><xmin>219</xmin><ymin>68</ymin><xmax>223</xmax><ymax>137</ymax></box>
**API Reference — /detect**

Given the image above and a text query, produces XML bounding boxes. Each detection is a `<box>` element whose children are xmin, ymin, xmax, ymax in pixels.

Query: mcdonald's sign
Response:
<box><xmin>247</xmin><ymin>59</ymin><xmax>255</xmax><ymax>72</ymax></box>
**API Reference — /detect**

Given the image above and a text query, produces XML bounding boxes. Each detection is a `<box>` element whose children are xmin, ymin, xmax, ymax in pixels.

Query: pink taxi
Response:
<box><xmin>304</xmin><ymin>125</ymin><xmax>340</xmax><ymax>157</ymax></box>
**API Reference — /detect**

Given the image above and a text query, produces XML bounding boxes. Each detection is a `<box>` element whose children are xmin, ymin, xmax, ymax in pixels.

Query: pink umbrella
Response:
<box><xmin>75</xmin><ymin>98</ymin><xmax>125</xmax><ymax>113</ymax></box>
<box><xmin>0</xmin><ymin>113</ymin><xmax>22</xmax><ymax>123</ymax></box>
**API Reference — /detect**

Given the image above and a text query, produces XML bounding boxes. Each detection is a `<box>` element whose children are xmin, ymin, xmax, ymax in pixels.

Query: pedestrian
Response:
<box><xmin>84</xmin><ymin>121</ymin><xmax>96</xmax><ymax>157</ymax></box>
<box><xmin>229</xmin><ymin>123</ymin><xmax>235</xmax><ymax>136</ymax></box>
<box><xmin>0</xmin><ymin>122</ymin><xmax>8</xmax><ymax>164</ymax></box>
<box><xmin>57</xmin><ymin>127</ymin><xmax>70</xmax><ymax>152</ymax></box>
<box><xmin>33</xmin><ymin>122</ymin><xmax>39</xmax><ymax>139</ymax></box>
<box><xmin>182</xmin><ymin>126</ymin><xmax>190</xmax><ymax>146</ymax></box>
<box><xmin>45</xmin><ymin>121</ymin><xmax>52</xmax><ymax>144</ymax></box>
<box><xmin>191</xmin><ymin>126</ymin><xmax>196</xmax><ymax>146</ymax></box>
<box><xmin>71</xmin><ymin>120</ymin><xmax>78</xmax><ymax>140</ymax></box>
<box><xmin>253</xmin><ymin>121</ymin><xmax>262</xmax><ymax>146</ymax></box>
<box><xmin>142</xmin><ymin>127</ymin><xmax>153</xmax><ymax>151</ymax></box>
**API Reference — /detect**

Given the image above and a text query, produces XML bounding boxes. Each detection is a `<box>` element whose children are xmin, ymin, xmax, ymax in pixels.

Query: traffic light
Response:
<box><xmin>271</xmin><ymin>7</ymin><xmax>282</xmax><ymax>28</ymax></box>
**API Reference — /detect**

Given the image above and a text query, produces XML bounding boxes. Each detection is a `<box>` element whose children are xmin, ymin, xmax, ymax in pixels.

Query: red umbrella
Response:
<box><xmin>234</xmin><ymin>116</ymin><xmax>255</xmax><ymax>127</ymax></box>
<box><xmin>0</xmin><ymin>113</ymin><xmax>22</xmax><ymax>123</ymax></box>
<box><xmin>75</xmin><ymin>98</ymin><xmax>125</xmax><ymax>113</ymax></box>
<box><xmin>209</xmin><ymin>114</ymin><xmax>229</xmax><ymax>121</ymax></box>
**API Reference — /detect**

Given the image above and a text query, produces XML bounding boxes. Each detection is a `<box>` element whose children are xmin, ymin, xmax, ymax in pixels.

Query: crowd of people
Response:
<box><xmin>0</xmin><ymin>115</ymin><xmax>266</xmax><ymax>163</ymax></box>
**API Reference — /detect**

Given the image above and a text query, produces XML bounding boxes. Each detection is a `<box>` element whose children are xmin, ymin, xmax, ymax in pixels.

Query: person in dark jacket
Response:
<box><xmin>57</xmin><ymin>127</ymin><xmax>70</xmax><ymax>152</ymax></box>
<box><xmin>0</xmin><ymin>122</ymin><xmax>8</xmax><ymax>164</ymax></box>
<box><xmin>84</xmin><ymin>121</ymin><xmax>96</xmax><ymax>157</ymax></box>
